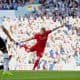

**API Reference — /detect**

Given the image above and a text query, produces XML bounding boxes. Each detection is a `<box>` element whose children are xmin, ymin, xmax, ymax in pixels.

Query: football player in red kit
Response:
<box><xmin>20</xmin><ymin>25</ymin><xmax>64</xmax><ymax>70</ymax></box>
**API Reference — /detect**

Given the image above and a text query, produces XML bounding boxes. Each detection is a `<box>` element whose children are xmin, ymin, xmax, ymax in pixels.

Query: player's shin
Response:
<box><xmin>3</xmin><ymin>53</ymin><xmax>13</xmax><ymax>75</ymax></box>
<box><xmin>3</xmin><ymin>53</ymin><xmax>9</xmax><ymax>71</ymax></box>
<box><xmin>33</xmin><ymin>58</ymin><xmax>40</xmax><ymax>70</ymax></box>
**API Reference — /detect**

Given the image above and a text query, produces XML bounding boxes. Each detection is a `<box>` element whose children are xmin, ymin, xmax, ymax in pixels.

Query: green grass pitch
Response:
<box><xmin>0</xmin><ymin>70</ymin><xmax>80</xmax><ymax>80</ymax></box>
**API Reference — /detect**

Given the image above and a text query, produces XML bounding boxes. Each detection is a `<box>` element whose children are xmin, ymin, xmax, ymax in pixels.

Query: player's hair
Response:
<box><xmin>41</xmin><ymin>27</ymin><xmax>46</xmax><ymax>31</ymax></box>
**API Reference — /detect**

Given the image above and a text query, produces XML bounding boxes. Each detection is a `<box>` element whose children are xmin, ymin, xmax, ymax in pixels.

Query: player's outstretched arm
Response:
<box><xmin>1</xmin><ymin>25</ymin><xmax>14</xmax><ymax>42</ymax></box>
<box><xmin>21</xmin><ymin>37</ymin><xmax>35</xmax><ymax>42</ymax></box>
<box><xmin>26</xmin><ymin>37</ymin><xmax>34</xmax><ymax>41</ymax></box>
<box><xmin>52</xmin><ymin>24</ymin><xmax>64</xmax><ymax>32</ymax></box>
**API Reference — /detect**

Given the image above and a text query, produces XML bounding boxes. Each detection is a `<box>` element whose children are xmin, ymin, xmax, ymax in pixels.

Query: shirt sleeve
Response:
<box><xmin>34</xmin><ymin>33</ymin><xmax>39</xmax><ymax>39</ymax></box>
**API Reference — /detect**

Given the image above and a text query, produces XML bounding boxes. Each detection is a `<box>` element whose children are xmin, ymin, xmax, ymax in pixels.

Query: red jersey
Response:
<box><xmin>33</xmin><ymin>30</ymin><xmax>52</xmax><ymax>52</ymax></box>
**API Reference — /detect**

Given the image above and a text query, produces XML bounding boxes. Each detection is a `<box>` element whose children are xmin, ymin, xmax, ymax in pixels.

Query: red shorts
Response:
<box><xmin>29</xmin><ymin>44</ymin><xmax>44</xmax><ymax>58</ymax></box>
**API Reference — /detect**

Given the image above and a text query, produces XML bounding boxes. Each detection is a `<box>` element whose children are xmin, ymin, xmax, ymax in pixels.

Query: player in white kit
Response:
<box><xmin>0</xmin><ymin>18</ymin><xmax>14</xmax><ymax>75</ymax></box>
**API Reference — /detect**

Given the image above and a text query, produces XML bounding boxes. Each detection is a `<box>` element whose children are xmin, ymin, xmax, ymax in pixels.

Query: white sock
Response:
<box><xmin>3</xmin><ymin>53</ymin><xmax>9</xmax><ymax>71</ymax></box>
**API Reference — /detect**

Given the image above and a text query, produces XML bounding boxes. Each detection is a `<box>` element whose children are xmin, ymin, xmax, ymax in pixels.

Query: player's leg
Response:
<box><xmin>20</xmin><ymin>44</ymin><xmax>29</xmax><ymax>50</ymax></box>
<box><xmin>0</xmin><ymin>37</ymin><xmax>9</xmax><ymax>72</ymax></box>
<box><xmin>2</xmin><ymin>48</ymin><xmax>9</xmax><ymax>72</ymax></box>
<box><xmin>2</xmin><ymin>48</ymin><xmax>13</xmax><ymax>75</ymax></box>
<box><xmin>0</xmin><ymin>37</ymin><xmax>12</xmax><ymax>75</ymax></box>
<box><xmin>32</xmin><ymin>56</ymin><xmax>41</xmax><ymax>71</ymax></box>
<box><xmin>22</xmin><ymin>44</ymin><xmax>37</xmax><ymax>52</ymax></box>
<box><xmin>32</xmin><ymin>51</ymin><xmax>43</xmax><ymax>70</ymax></box>
<box><xmin>20</xmin><ymin>43</ymin><xmax>37</xmax><ymax>52</ymax></box>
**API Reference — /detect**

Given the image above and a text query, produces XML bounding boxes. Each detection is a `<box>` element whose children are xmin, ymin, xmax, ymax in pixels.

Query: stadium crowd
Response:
<box><xmin>0</xmin><ymin>0</ymin><xmax>80</xmax><ymax>12</ymax></box>
<box><xmin>0</xmin><ymin>14</ymin><xmax>80</xmax><ymax>70</ymax></box>
<box><xmin>0</xmin><ymin>0</ymin><xmax>80</xmax><ymax>70</ymax></box>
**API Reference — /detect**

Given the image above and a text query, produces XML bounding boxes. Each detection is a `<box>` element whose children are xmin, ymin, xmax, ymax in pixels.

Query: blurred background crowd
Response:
<box><xmin>0</xmin><ymin>0</ymin><xmax>80</xmax><ymax>10</ymax></box>
<box><xmin>0</xmin><ymin>0</ymin><xmax>80</xmax><ymax>18</ymax></box>
<box><xmin>0</xmin><ymin>0</ymin><xmax>80</xmax><ymax>70</ymax></box>
<box><xmin>0</xmin><ymin>0</ymin><xmax>80</xmax><ymax>17</ymax></box>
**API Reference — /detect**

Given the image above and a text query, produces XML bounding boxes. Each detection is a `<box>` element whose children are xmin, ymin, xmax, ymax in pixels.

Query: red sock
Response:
<box><xmin>33</xmin><ymin>59</ymin><xmax>40</xmax><ymax>70</ymax></box>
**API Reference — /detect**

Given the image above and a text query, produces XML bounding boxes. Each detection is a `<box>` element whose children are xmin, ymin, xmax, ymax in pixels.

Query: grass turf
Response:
<box><xmin>0</xmin><ymin>70</ymin><xmax>80</xmax><ymax>80</ymax></box>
